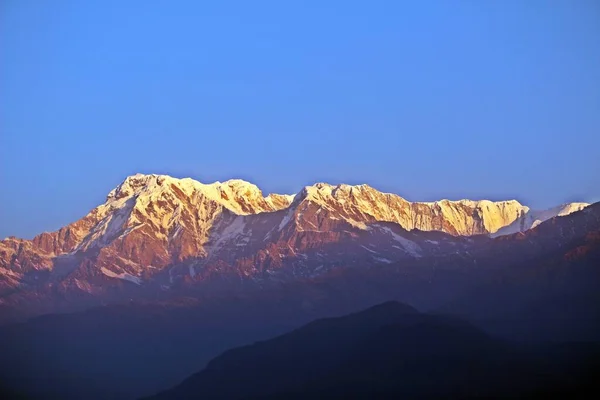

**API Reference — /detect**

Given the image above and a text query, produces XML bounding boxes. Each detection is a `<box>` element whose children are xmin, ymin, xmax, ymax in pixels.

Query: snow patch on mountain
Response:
<box><xmin>209</xmin><ymin>215</ymin><xmax>250</xmax><ymax>253</ymax></box>
<box><xmin>76</xmin><ymin>199</ymin><xmax>136</xmax><ymax>251</ymax></box>
<box><xmin>377</xmin><ymin>226</ymin><xmax>422</xmax><ymax>258</ymax></box>
<box><xmin>361</xmin><ymin>245</ymin><xmax>379</xmax><ymax>254</ymax></box>
<box><xmin>372</xmin><ymin>256</ymin><xmax>393</xmax><ymax>264</ymax></box>
<box><xmin>278</xmin><ymin>208</ymin><xmax>294</xmax><ymax>231</ymax></box>
<box><xmin>100</xmin><ymin>267</ymin><xmax>142</xmax><ymax>285</ymax></box>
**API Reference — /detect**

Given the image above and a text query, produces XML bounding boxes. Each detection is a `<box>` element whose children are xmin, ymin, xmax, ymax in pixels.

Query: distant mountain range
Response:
<box><xmin>0</xmin><ymin>173</ymin><xmax>590</xmax><ymax>322</ymax></box>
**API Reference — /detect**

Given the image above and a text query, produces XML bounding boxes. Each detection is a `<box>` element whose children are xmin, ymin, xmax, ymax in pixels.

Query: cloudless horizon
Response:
<box><xmin>1</xmin><ymin>0</ymin><xmax>600</xmax><ymax>239</ymax></box>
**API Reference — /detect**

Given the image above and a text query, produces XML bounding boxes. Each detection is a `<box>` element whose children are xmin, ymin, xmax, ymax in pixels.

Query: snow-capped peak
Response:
<box><xmin>61</xmin><ymin>173</ymin><xmax>297</xmax><ymax>259</ymax></box>
<box><xmin>106</xmin><ymin>174</ymin><xmax>291</xmax><ymax>215</ymax></box>
<box><xmin>491</xmin><ymin>202</ymin><xmax>590</xmax><ymax>237</ymax></box>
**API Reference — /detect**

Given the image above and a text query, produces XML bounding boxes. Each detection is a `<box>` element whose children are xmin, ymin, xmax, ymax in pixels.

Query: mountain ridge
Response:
<box><xmin>4</xmin><ymin>173</ymin><xmax>590</xmax><ymax>243</ymax></box>
<box><xmin>0</xmin><ymin>173</ymin><xmax>591</xmax><ymax>322</ymax></box>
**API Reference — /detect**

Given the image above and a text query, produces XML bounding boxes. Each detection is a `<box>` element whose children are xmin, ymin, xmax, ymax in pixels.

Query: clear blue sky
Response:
<box><xmin>1</xmin><ymin>0</ymin><xmax>599</xmax><ymax>239</ymax></box>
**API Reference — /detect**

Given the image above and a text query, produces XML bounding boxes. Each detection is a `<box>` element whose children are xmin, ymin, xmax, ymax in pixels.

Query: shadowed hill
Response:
<box><xmin>146</xmin><ymin>301</ymin><xmax>599</xmax><ymax>400</ymax></box>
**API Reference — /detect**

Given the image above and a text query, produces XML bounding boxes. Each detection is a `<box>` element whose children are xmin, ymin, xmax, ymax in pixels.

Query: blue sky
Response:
<box><xmin>1</xmin><ymin>0</ymin><xmax>599</xmax><ymax>239</ymax></box>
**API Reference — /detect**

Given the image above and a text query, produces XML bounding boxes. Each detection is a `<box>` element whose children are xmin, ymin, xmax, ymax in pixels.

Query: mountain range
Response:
<box><xmin>0</xmin><ymin>174</ymin><xmax>598</xmax><ymax>399</ymax></box>
<box><xmin>0</xmin><ymin>173</ymin><xmax>589</xmax><ymax>322</ymax></box>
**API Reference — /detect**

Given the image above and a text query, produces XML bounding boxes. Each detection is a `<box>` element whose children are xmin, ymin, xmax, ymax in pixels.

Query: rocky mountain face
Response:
<box><xmin>0</xmin><ymin>174</ymin><xmax>590</xmax><ymax>321</ymax></box>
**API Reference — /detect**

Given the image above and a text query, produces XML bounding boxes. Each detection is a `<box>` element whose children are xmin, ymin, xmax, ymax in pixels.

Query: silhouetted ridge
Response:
<box><xmin>204</xmin><ymin>301</ymin><xmax>418</xmax><ymax>373</ymax></box>
<box><xmin>145</xmin><ymin>301</ymin><xmax>599</xmax><ymax>400</ymax></box>
<box><xmin>351</xmin><ymin>299</ymin><xmax>418</xmax><ymax>315</ymax></box>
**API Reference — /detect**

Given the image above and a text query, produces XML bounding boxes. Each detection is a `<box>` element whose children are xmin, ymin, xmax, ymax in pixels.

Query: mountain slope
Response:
<box><xmin>146</xmin><ymin>302</ymin><xmax>600</xmax><ymax>400</ymax></box>
<box><xmin>442</xmin><ymin>202</ymin><xmax>600</xmax><ymax>341</ymax></box>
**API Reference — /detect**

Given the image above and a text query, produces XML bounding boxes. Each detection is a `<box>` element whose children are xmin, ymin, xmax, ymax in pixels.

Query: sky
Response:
<box><xmin>1</xmin><ymin>0</ymin><xmax>599</xmax><ymax>239</ymax></box>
